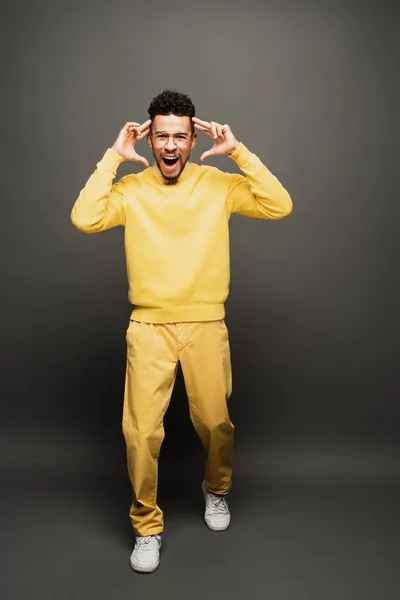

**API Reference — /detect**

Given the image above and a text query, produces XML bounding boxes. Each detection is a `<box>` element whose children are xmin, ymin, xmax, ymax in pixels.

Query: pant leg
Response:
<box><xmin>178</xmin><ymin>319</ymin><xmax>234</xmax><ymax>495</ymax></box>
<box><xmin>122</xmin><ymin>320</ymin><xmax>178</xmax><ymax>536</ymax></box>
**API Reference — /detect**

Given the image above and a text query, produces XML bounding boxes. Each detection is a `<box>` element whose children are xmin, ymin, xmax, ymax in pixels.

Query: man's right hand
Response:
<box><xmin>112</xmin><ymin>119</ymin><xmax>151</xmax><ymax>167</ymax></box>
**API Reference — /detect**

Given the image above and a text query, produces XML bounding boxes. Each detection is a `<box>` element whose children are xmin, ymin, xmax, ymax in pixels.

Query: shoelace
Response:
<box><xmin>136</xmin><ymin>536</ymin><xmax>160</xmax><ymax>552</ymax></box>
<box><xmin>209</xmin><ymin>493</ymin><xmax>229</xmax><ymax>515</ymax></box>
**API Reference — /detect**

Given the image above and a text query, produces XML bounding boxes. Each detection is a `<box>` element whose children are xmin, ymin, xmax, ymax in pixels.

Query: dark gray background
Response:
<box><xmin>1</xmin><ymin>0</ymin><xmax>399</xmax><ymax>598</ymax></box>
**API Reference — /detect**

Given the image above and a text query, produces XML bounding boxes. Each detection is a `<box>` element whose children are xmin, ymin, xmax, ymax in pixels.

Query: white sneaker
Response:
<box><xmin>130</xmin><ymin>534</ymin><xmax>162</xmax><ymax>573</ymax></box>
<box><xmin>202</xmin><ymin>480</ymin><xmax>231</xmax><ymax>531</ymax></box>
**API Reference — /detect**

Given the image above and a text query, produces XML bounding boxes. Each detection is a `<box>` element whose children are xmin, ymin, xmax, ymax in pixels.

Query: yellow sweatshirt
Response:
<box><xmin>70</xmin><ymin>143</ymin><xmax>292</xmax><ymax>323</ymax></box>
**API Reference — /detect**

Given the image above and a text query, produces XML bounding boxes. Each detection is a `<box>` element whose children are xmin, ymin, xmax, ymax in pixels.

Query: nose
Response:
<box><xmin>165</xmin><ymin>136</ymin><xmax>177</xmax><ymax>151</ymax></box>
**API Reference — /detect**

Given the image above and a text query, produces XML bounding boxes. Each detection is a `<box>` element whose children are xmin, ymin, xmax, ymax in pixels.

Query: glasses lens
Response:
<box><xmin>153</xmin><ymin>134</ymin><xmax>190</xmax><ymax>147</ymax></box>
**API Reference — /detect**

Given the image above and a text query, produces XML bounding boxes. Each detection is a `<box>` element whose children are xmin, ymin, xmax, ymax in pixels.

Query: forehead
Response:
<box><xmin>152</xmin><ymin>114</ymin><xmax>192</xmax><ymax>133</ymax></box>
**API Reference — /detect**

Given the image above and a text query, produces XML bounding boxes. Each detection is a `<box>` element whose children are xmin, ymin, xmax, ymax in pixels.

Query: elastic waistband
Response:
<box><xmin>130</xmin><ymin>304</ymin><xmax>225</xmax><ymax>323</ymax></box>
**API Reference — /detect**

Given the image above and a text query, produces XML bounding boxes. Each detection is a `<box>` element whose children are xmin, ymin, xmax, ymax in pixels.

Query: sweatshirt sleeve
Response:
<box><xmin>70</xmin><ymin>148</ymin><xmax>128</xmax><ymax>233</ymax></box>
<box><xmin>226</xmin><ymin>143</ymin><xmax>293</xmax><ymax>219</ymax></box>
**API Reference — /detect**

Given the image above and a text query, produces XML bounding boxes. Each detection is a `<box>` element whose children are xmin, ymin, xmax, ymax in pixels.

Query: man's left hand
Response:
<box><xmin>192</xmin><ymin>117</ymin><xmax>239</xmax><ymax>161</ymax></box>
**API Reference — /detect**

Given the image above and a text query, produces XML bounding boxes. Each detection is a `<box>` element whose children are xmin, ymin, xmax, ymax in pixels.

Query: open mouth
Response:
<box><xmin>162</xmin><ymin>156</ymin><xmax>179</xmax><ymax>168</ymax></box>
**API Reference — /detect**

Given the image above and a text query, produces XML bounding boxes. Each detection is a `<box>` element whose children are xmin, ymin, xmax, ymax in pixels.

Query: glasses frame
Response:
<box><xmin>151</xmin><ymin>131</ymin><xmax>194</xmax><ymax>148</ymax></box>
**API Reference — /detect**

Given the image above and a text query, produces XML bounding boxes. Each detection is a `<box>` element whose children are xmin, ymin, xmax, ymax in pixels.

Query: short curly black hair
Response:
<box><xmin>148</xmin><ymin>89</ymin><xmax>195</xmax><ymax>132</ymax></box>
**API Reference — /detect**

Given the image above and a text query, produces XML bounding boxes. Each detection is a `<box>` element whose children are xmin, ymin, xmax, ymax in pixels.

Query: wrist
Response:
<box><xmin>111</xmin><ymin>146</ymin><xmax>125</xmax><ymax>161</ymax></box>
<box><xmin>228</xmin><ymin>141</ymin><xmax>239</xmax><ymax>156</ymax></box>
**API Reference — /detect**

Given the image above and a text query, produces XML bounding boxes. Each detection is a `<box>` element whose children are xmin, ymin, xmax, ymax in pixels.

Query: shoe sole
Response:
<box><xmin>204</xmin><ymin>519</ymin><xmax>230</xmax><ymax>531</ymax></box>
<box><xmin>130</xmin><ymin>559</ymin><xmax>160</xmax><ymax>574</ymax></box>
<box><xmin>202</xmin><ymin>482</ymin><xmax>231</xmax><ymax>531</ymax></box>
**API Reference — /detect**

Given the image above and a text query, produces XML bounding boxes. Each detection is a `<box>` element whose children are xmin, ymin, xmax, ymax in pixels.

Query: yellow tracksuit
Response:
<box><xmin>71</xmin><ymin>142</ymin><xmax>292</xmax><ymax>535</ymax></box>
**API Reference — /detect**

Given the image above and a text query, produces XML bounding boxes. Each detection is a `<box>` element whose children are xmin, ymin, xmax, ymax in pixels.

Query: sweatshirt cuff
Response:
<box><xmin>228</xmin><ymin>142</ymin><xmax>252</xmax><ymax>167</ymax></box>
<box><xmin>96</xmin><ymin>148</ymin><xmax>125</xmax><ymax>173</ymax></box>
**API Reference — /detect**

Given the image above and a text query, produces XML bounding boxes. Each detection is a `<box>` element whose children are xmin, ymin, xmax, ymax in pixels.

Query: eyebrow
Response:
<box><xmin>155</xmin><ymin>131</ymin><xmax>189</xmax><ymax>136</ymax></box>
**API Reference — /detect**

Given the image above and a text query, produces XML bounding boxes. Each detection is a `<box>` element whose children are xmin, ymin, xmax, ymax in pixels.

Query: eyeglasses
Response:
<box><xmin>151</xmin><ymin>132</ymin><xmax>192</xmax><ymax>147</ymax></box>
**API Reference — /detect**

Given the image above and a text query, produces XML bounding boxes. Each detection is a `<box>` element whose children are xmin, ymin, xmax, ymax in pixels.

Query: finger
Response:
<box><xmin>193</xmin><ymin>123</ymin><xmax>213</xmax><ymax>137</ymax></box>
<box><xmin>210</xmin><ymin>122</ymin><xmax>218</xmax><ymax>139</ymax></box>
<box><xmin>216</xmin><ymin>125</ymin><xmax>224</xmax><ymax>138</ymax></box>
<box><xmin>126</xmin><ymin>122</ymin><xmax>141</xmax><ymax>128</ymax></box>
<box><xmin>195</xmin><ymin>125</ymin><xmax>214</xmax><ymax>139</ymax></box>
<box><xmin>192</xmin><ymin>117</ymin><xmax>211</xmax><ymax>128</ymax></box>
<box><xmin>129</xmin><ymin>125</ymin><xmax>149</xmax><ymax>139</ymax></box>
<box><xmin>134</xmin><ymin>153</ymin><xmax>149</xmax><ymax>167</ymax></box>
<box><xmin>193</xmin><ymin>123</ymin><xmax>210</xmax><ymax>131</ymax></box>
<box><xmin>136</xmin><ymin>127</ymin><xmax>150</xmax><ymax>140</ymax></box>
<box><xmin>200</xmin><ymin>150</ymin><xmax>214</xmax><ymax>162</ymax></box>
<box><xmin>127</xmin><ymin>125</ymin><xmax>141</xmax><ymax>135</ymax></box>
<box><xmin>139</xmin><ymin>119</ymin><xmax>151</xmax><ymax>132</ymax></box>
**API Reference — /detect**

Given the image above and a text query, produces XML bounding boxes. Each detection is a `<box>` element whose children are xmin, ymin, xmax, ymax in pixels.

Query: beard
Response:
<box><xmin>153</xmin><ymin>151</ymin><xmax>191</xmax><ymax>185</ymax></box>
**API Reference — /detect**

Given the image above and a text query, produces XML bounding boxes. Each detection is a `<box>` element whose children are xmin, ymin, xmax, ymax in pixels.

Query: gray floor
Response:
<box><xmin>2</xmin><ymin>449</ymin><xmax>400</xmax><ymax>600</ymax></box>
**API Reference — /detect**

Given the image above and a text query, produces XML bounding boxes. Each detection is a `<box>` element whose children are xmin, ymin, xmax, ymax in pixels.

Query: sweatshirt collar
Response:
<box><xmin>151</xmin><ymin>160</ymin><xmax>193</xmax><ymax>185</ymax></box>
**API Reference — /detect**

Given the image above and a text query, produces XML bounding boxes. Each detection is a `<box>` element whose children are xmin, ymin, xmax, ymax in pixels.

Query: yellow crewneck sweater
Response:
<box><xmin>70</xmin><ymin>143</ymin><xmax>292</xmax><ymax>322</ymax></box>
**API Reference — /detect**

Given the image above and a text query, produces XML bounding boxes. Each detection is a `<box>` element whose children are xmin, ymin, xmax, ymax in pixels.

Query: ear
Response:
<box><xmin>147</xmin><ymin>132</ymin><xmax>153</xmax><ymax>149</ymax></box>
<box><xmin>191</xmin><ymin>131</ymin><xmax>198</xmax><ymax>150</ymax></box>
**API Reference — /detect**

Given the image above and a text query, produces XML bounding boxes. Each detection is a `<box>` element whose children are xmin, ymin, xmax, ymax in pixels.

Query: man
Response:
<box><xmin>71</xmin><ymin>89</ymin><xmax>292</xmax><ymax>573</ymax></box>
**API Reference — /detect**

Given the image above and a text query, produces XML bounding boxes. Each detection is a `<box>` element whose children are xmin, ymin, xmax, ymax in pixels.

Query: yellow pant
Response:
<box><xmin>122</xmin><ymin>318</ymin><xmax>234</xmax><ymax>536</ymax></box>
